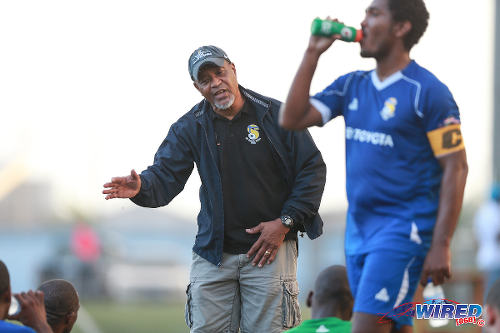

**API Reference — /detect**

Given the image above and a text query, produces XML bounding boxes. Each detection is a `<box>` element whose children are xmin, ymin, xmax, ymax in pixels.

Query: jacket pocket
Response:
<box><xmin>184</xmin><ymin>283</ymin><xmax>193</xmax><ymax>328</ymax></box>
<box><xmin>282</xmin><ymin>279</ymin><xmax>301</xmax><ymax>328</ymax></box>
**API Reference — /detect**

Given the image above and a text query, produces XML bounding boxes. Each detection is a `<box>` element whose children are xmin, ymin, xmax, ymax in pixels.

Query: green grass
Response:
<box><xmin>71</xmin><ymin>301</ymin><xmax>312</xmax><ymax>333</ymax></box>
<box><xmin>72</xmin><ymin>300</ymin><xmax>189</xmax><ymax>333</ymax></box>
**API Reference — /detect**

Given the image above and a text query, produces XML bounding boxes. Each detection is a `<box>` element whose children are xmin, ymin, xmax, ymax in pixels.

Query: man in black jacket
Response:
<box><xmin>103</xmin><ymin>45</ymin><xmax>326</xmax><ymax>333</ymax></box>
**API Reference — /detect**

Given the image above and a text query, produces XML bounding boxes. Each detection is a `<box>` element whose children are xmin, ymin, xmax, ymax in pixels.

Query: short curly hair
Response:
<box><xmin>388</xmin><ymin>0</ymin><xmax>429</xmax><ymax>50</ymax></box>
<box><xmin>38</xmin><ymin>279</ymin><xmax>79</xmax><ymax>326</ymax></box>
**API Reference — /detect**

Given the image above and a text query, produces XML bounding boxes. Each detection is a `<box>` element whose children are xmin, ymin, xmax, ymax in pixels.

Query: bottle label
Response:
<box><xmin>340</xmin><ymin>27</ymin><xmax>353</xmax><ymax>40</ymax></box>
<box><xmin>321</xmin><ymin>21</ymin><xmax>333</xmax><ymax>35</ymax></box>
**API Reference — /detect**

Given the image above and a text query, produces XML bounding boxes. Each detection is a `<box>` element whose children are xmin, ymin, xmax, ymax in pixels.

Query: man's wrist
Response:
<box><xmin>305</xmin><ymin>48</ymin><xmax>322</xmax><ymax>61</ymax></box>
<box><xmin>36</xmin><ymin>323</ymin><xmax>54</xmax><ymax>333</ymax></box>
<box><xmin>278</xmin><ymin>221</ymin><xmax>291</xmax><ymax>235</ymax></box>
<box><xmin>280</xmin><ymin>215</ymin><xmax>294</xmax><ymax>229</ymax></box>
<box><xmin>431</xmin><ymin>237</ymin><xmax>451</xmax><ymax>248</ymax></box>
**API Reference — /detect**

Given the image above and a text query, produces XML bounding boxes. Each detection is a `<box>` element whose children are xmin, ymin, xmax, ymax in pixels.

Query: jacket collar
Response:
<box><xmin>240</xmin><ymin>86</ymin><xmax>271</xmax><ymax>119</ymax></box>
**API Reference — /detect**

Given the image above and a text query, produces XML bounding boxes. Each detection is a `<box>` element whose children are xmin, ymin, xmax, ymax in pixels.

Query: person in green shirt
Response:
<box><xmin>286</xmin><ymin>265</ymin><xmax>353</xmax><ymax>333</ymax></box>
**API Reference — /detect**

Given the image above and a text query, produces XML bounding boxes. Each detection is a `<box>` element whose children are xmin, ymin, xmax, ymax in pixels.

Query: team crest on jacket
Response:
<box><xmin>380</xmin><ymin>97</ymin><xmax>397</xmax><ymax>121</ymax></box>
<box><xmin>245</xmin><ymin>124</ymin><xmax>261</xmax><ymax>144</ymax></box>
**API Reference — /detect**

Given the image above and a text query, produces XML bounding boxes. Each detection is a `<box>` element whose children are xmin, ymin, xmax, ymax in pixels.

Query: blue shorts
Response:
<box><xmin>346</xmin><ymin>250</ymin><xmax>425</xmax><ymax>328</ymax></box>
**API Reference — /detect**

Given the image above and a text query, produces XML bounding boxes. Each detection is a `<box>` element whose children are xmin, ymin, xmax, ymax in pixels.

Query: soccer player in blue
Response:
<box><xmin>280</xmin><ymin>0</ymin><xmax>468</xmax><ymax>332</ymax></box>
<box><xmin>0</xmin><ymin>261</ymin><xmax>54</xmax><ymax>333</ymax></box>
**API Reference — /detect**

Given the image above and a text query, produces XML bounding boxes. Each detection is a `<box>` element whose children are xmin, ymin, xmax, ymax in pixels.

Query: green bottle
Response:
<box><xmin>311</xmin><ymin>18</ymin><xmax>363</xmax><ymax>42</ymax></box>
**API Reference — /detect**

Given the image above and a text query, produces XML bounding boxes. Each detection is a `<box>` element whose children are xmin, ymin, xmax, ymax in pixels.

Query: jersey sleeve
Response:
<box><xmin>310</xmin><ymin>72</ymin><xmax>353</xmax><ymax>125</ymax></box>
<box><xmin>422</xmin><ymin>82</ymin><xmax>465</xmax><ymax>157</ymax></box>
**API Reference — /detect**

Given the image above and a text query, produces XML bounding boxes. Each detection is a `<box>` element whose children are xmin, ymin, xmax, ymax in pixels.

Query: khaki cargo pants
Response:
<box><xmin>185</xmin><ymin>240</ymin><xmax>301</xmax><ymax>333</ymax></box>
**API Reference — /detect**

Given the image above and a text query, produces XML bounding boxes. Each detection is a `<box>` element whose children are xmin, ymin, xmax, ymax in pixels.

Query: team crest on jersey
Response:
<box><xmin>245</xmin><ymin>124</ymin><xmax>261</xmax><ymax>144</ymax></box>
<box><xmin>380</xmin><ymin>97</ymin><xmax>398</xmax><ymax>121</ymax></box>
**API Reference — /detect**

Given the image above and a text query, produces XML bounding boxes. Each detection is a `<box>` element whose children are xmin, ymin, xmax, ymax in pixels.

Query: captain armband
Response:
<box><xmin>426</xmin><ymin>124</ymin><xmax>465</xmax><ymax>157</ymax></box>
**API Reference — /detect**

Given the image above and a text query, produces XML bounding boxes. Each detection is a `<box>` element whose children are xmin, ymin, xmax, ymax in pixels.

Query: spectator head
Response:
<box><xmin>0</xmin><ymin>260</ymin><xmax>12</xmax><ymax>320</ymax></box>
<box><xmin>37</xmin><ymin>279</ymin><xmax>79</xmax><ymax>333</ymax></box>
<box><xmin>307</xmin><ymin>265</ymin><xmax>353</xmax><ymax>320</ymax></box>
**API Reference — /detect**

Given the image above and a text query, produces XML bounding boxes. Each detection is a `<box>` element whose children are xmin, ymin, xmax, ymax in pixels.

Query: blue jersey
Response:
<box><xmin>311</xmin><ymin>60</ymin><xmax>464</xmax><ymax>255</ymax></box>
<box><xmin>0</xmin><ymin>320</ymin><xmax>35</xmax><ymax>333</ymax></box>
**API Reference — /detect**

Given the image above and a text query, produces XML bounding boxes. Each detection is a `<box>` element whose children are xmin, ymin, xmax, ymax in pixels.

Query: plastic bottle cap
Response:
<box><xmin>355</xmin><ymin>29</ymin><xmax>363</xmax><ymax>42</ymax></box>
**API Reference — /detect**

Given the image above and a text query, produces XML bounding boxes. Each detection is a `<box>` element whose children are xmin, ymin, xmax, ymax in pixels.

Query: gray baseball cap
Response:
<box><xmin>188</xmin><ymin>45</ymin><xmax>231</xmax><ymax>81</ymax></box>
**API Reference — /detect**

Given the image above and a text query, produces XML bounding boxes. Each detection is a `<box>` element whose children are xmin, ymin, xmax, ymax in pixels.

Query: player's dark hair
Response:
<box><xmin>0</xmin><ymin>260</ymin><xmax>10</xmax><ymax>297</ymax></box>
<box><xmin>487</xmin><ymin>278</ymin><xmax>500</xmax><ymax>309</ymax></box>
<box><xmin>314</xmin><ymin>265</ymin><xmax>353</xmax><ymax>319</ymax></box>
<box><xmin>388</xmin><ymin>0</ymin><xmax>429</xmax><ymax>50</ymax></box>
<box><xmin>38</xmin><ymin>279</ymin><xmax>79</xmax><ymax>326</ymax></box>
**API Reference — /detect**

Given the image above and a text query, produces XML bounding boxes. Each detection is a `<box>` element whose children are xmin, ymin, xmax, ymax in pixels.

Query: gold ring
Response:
<box><xmin>265</xmin><ymin>250</ymin><xmax>271</xmax><ymax>256</ymax></box>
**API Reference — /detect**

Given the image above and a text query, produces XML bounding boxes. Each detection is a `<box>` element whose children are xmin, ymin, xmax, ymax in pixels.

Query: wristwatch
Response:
<box><xmin>280</xmin><ymin>215</ymin><xmax>294</xmax><ymax>229</ymax></box>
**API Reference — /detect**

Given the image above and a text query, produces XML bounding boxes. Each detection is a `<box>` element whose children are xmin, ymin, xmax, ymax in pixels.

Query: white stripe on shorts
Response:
<box><xmin>393</xmin><ymin>256</ymin><xmax>416</xmax><ymax>308</ymax></box>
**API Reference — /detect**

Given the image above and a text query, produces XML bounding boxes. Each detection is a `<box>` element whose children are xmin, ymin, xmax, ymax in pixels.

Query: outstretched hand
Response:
<box><xmin>246</xmin><ymin>218</ymin><xmax>289</xmax><ymax>268</ymax></box>
<box><xmin>8</xmin><ymin>290</ymin><xmax>53</xmax><ymax>333</ymax></box>
<box><xmin>103</xmin><ymin>169</ymin><xmax>141</xmax><ymax>200</ymax></box>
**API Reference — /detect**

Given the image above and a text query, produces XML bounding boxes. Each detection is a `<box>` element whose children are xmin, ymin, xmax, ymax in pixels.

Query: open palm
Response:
<box><xmin>102</xmin><ymin>169</ymin><xmax>141</xmax><ymax>199</ymax></box>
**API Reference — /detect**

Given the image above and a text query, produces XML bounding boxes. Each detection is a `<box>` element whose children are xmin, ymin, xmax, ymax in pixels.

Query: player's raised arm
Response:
<box><xmin>279</xmin><ymin>23</ymin><xmax>339</xmax><ymax>130</ymax></box>
<box><xmin>9</xmin><ymin>290</ymin><xmax>54</xmax><ymax>333</ymax></box>
<box><xmin>102</xmin><ymin>169</ymin><xmax>141</xmax><ymax>200</ymax></box>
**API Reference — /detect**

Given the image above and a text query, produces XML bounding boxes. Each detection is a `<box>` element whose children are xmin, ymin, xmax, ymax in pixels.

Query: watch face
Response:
<box><xmin>281</xmin><ymin>216</ymin><xmax>293</xmax><ymax>227</ymax></box>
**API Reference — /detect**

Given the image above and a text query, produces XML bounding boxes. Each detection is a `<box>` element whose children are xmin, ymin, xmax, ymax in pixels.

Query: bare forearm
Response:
<box><xmin>432</xmin><ymin>153</ymin><xmax>468</xmax><ymax>247</ymax></box>
<box><xmin>33</xmin><ymin>323</ymin><xmax>54</xmax><ymax>333</ymax></box>
<box><xmin>280</xmin><ymin>49</ymin><xmax>322</xmax><ymax>130</ymax></box>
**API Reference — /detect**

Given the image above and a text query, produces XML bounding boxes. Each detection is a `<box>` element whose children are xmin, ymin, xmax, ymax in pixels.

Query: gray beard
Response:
<box><xmin>214</xmin><ymin>94</ymin><xmax>235</xmax><ymax>110</ymax></box>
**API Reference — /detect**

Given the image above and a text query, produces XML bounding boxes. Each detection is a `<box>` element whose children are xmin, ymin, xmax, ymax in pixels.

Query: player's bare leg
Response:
<box><xmin>351</xmin><ymin>312</ymin><xmax>392</xmax><ymax>333</ymax></box>
<box><xmin>392</xmin><ymin>324</ymin><xmax>413</xmax><ymax>333</ymax></box>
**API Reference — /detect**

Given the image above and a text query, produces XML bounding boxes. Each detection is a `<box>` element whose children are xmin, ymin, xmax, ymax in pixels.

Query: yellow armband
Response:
<box><xmin>426</xmin><ymin>124</ymin><xmax>465</xmax><ymax>157</ymax></box>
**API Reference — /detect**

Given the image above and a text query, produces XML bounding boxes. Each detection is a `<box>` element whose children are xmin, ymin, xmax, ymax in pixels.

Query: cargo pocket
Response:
<box><xmin>184</xmin><ymin>283</ymin><xmax>193</xmax><ymax>328</ymax></box>
<box><xmin>282</xmin><ymin>279</ymin><xmax>301</xmax><ymax>328</ymax></box>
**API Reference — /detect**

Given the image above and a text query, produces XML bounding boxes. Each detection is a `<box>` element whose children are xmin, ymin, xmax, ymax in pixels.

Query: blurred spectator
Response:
<box><xmin>70</xmin><ymin>223</ymin><xmax>101</xmax><ymax>297</ymax></box>
<box><xmin>71</xmin><ymin>223</ymin><xmax>100</xmax><ymax>263</ymax></box>
<box><xmin>0</xmin><ymin>260</ymin><xmax>53</xmax><ymax>333</ymax></box>
<box><xmin>285</xmin><ymin>265</ymin><xmax>352</xmax><ymax>332</ymax></box>
<box><xmin>37</xmin><ymin>280</ymin><xmax>79</xmax><ymax>333</ymax></box>
<box><xmin>474</xmin><ymin>183</ymin><xmax>500</xmax><ymax>296</ymax></box>
<box><xmin>485</xmin><ymin>277</ymin><xmax>500</xmax><ymax>332</ymax></box>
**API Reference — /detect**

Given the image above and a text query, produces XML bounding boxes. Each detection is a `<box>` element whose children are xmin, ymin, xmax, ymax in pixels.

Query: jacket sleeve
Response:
<box><xmin>280</xmin><ymin>127</ymin><xmax>326</xmax><ymax>227</ymax></box>
<box><xmin>131</xmin><ymin>122</ymin><xmax>194</xmax><ymax>208</ymax></box>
